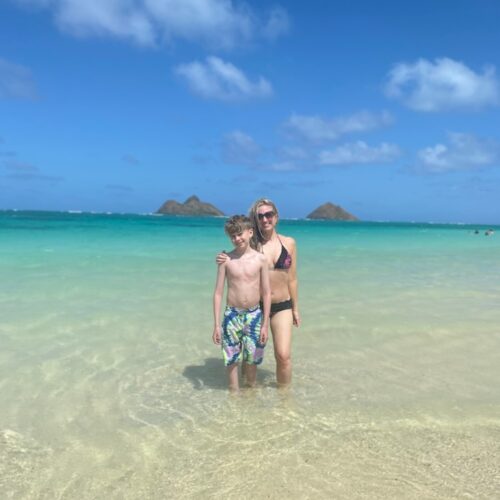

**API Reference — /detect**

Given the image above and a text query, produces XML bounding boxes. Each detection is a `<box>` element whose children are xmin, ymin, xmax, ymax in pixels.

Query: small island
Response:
<box><xmin>156</xmin><ymin>195</ymin><xmax>224</xmax><ymax>216</ymax></box>
<box><xmin>307</xmin><ymin>202</ymin><xmax>358</xmax><ymax>221</ymax></box>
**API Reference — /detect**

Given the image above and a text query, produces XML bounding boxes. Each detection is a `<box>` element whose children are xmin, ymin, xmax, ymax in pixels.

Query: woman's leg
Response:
<box><xmin>270</xmin><ymin>309</ymin><xmax>293</xmax><ymax>387</ymax></box>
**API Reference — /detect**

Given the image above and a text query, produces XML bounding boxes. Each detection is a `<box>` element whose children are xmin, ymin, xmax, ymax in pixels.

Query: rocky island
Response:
<box><xmin>307</xmin><ymin>202</ymin><xmax>358</xmax><ymax>221</ymax></box>
<box><xmin>156</xmin><ymin>195</ymin><xmax>224</xmax><ymax>216</ymax></box>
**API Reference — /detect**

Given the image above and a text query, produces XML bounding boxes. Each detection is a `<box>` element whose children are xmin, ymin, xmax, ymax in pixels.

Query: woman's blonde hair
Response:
<box><xmin>248</xmin><ymin>198</ymin><xmax>279</xmax><ymax>246</ymax></box>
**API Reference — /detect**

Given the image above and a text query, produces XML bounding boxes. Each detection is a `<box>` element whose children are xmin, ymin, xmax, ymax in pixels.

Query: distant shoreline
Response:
<box><xmin>1</xmin><ymin>209</ymin><xmax>499</xmax><ymax>228</ymax></box>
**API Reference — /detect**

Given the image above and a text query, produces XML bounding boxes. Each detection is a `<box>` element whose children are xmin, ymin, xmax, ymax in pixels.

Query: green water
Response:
<box><xmin>1</xmin><ymin>211</ymin><xmax>499</xmax><ymax>499</ymax></box>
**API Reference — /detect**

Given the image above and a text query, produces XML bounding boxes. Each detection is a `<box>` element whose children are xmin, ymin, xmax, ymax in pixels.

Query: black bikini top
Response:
<box><xmin>274</xmin><ymin>237</ymin><xmax>292</xmax><ymax>270</ymax></box>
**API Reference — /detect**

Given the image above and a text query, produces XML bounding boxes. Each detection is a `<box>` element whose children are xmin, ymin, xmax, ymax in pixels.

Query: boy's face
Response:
<box><xmin>229</xmin><ymin>228</ymin><xmax>253</xmax><ymax>249</ymax></box>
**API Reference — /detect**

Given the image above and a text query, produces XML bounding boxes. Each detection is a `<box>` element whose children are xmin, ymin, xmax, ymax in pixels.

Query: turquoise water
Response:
<box><xmin>1</xmin><ymin>211</ymin><xmax>499</xmax><ymax>499</ymax></box>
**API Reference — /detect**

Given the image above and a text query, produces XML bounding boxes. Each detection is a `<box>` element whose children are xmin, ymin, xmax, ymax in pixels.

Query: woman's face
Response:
<box><xmin>256</xmin><ymin>204</ymin><xmax>277</xmax><ymax>232</ymax></box>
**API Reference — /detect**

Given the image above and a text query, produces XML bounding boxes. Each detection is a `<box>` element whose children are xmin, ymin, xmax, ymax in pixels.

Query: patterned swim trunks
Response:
<box><xmin>222</xmin><ymin>305</ymin><xmax>265</xmax><ymax>366</ymax></box>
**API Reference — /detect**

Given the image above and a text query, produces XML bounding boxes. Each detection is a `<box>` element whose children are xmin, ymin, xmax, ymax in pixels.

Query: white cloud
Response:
<box><xmin>285</xmin><ymin>111</ymin><xmax>393</xmax><ymax>143</ymax></box>
<box><xmin>0</xmin><ymin>58</ymin><xmax>38</xmax><ymax>100</ymax></box>
<box><xmin>57</xmin><ymin>1</ymin><xmax>155</xmax><ymax>45</ymax></box>
<box><xmin>262</xmin><ymin>6</ymin><xmax>290</xmax><ymax>40</ymax></box>
<box><xmin>222</xmin><ymin>130</ymin><xmax>261</xmax><ymax>165</ymax></box>
<box><xmin>175</xmin><ymin>56</ymin><xmax>272</xmax><ymax>101</ymax></box>
<box><xmin>13</xmin><ymin>0</ymin><xmax>289</xmax><ymax>49</ymax></box>
<box><xmin>417</xmin><ymin>132</ymin><xmax>500</xmax><ymax>172</ymax></box>
<box><xmin>143</xmin><ymin>0</ymin><xmax>253</xmax><ymax>48</ymax></box>
<box><xmin>385</xmin><ymin>58</ymin><xmax>500</xmax><ymax>111</ymax></box>
<box><xmin>319</xmin><ymin>141</ymin><xmax>401</xmax><ymax>165</ymax></box>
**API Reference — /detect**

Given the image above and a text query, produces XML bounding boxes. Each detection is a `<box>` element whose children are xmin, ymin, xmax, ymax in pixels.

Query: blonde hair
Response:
<box><xmin>248</xmin><ymin>198</ymin><xmax>279</xmax><ymax>245</ymax></box>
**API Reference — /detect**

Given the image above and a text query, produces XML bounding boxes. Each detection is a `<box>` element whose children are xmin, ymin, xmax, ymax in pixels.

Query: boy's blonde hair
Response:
<box><xmin>224</xmin><ymin>215</ymin><xmax>253</xmax><ymax>236</ymax></box>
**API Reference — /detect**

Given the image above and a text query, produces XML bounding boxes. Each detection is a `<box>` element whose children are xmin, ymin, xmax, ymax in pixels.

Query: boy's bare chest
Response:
<box><xmin>226</xmin><ymin>258</ymin><xmax>260</xmax><ymax>280</ymax></box>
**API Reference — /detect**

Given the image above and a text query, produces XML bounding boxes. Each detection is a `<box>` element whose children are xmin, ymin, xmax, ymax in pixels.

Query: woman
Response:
<box><xmin>217</xmin><ymin>198</ymin><xmax>300</xmax><ymax>387</ymax></box>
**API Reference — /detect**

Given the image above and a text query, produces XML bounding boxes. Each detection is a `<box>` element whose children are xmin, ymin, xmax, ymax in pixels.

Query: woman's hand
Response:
<box><xmin>216</xmin><ymin>251</ymin><xmax>230</xmax><ymax>265</ymax></box>
<box><xmin>292</xmin><ymin>309</ymin><xmax>301</xmax><ymax>328</ymax></box>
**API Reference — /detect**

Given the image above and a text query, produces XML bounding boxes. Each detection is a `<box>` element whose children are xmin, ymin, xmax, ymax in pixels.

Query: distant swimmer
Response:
<box><xmin>485</xmin><ymin>229</ymin><xmax>494</xmax><ymax>236</ymax></box>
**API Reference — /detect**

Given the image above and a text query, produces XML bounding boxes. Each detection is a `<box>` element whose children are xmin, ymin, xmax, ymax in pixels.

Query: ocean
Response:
<box><xmin>1</xmin><ymin>210</ymin><xmax>499</xmax><ymax>499</ymax></box>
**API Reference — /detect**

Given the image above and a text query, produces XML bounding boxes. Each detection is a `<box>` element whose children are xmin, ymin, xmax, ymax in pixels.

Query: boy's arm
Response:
<box><xmin>259</xmin><ymin>258</ymin><xmax>271</xmax><ymax>343</ymax></box>
<box><xmin>287</xmin><ymin>238</ymin><xmax>300</xmax><ymax>327</ymax></box>
<box><xmin>212</xmin><ymin>263</ymin><xmax>226</xmax><ymax>344</ymax></box>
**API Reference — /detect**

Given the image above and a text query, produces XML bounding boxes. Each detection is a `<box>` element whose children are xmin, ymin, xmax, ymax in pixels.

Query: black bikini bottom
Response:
<box><xmin>260</xmin><ymin>299</ymin><xmax>293</xmax><ymax>317</ymax></box>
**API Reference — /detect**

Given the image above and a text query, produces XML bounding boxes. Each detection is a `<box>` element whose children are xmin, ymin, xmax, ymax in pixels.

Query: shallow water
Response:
<box><xmin>1</xmin><ymin>211</ymin><xmax>499</xmax><ymax>499</ymax></box>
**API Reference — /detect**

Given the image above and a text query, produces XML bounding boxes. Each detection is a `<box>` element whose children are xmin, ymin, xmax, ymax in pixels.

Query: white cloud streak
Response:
<box><xmin>385</xmin><ymin>58</ymin><xmax>500</xmax><ymax>111</ymax></box>
<box><xmin>417</xmin><ymin>133</ymin><xmax>500</xmax><ymax>172</ymax></box>
<box><xmin>261</xmin><ymin>6</ymin><xmax>290</xmax><ymax>40</ymax></box>
<box><xmin>222</xmin><ymin>130</ymin><xmax>261</xmax><ymax>165</ymax></box>
<box><xmin>319</xmin><ymin>141</ymin><xmax>401</xmax><ymax>166</ymax></box>
<box><xmin>285</xmin><ymin>111</ymin><xmax>393</xmax><ymax>143</ymax></box>
<box><xmin>0</xmin><ymin>58</ymin><xmax>38</xmax><ymax>100</ymax></box>
<box><xmin>13</xmin><ymin>0</ymin><xmax>289</xmax><ymax>49</ymax></box>
<box><xmin>175</xmin><ymin>56</ymin><xmax>272</xmax><ymax>101</ymax></box>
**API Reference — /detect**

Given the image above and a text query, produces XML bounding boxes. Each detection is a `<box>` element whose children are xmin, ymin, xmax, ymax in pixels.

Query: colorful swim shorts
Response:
<box><xmin>222</xmin><ymin>305</ymin><xmax>265</xmax><ymax>366</ymax></box>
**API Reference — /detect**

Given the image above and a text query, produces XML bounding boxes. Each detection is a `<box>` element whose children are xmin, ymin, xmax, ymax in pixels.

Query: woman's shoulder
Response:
<box><xmin>278</xmin><ymin>233</ymin><xmax>296</xmax><ymax>248</ymax></box>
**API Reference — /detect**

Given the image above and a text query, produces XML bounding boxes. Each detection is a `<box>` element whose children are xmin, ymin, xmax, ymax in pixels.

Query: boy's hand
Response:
<box><xmin>259</xmin><ymin>324</ymin><xmax>268</xmax><ymax>345</ymax></box>
<box><xmin>212</xmin><ymin>326</ymin><xmax>221</xmax><ymax>345</ymax></box>
<box><xmin>215</xmin><ymin>251</ymin><xmax>230</xmax><ymax>265</ymax></box>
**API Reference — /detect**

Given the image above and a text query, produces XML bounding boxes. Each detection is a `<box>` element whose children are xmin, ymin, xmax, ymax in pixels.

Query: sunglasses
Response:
<box><xmin>257</xmin><ymin>210</ymin><xmax>275</xmax><ymax>220</ymax></box>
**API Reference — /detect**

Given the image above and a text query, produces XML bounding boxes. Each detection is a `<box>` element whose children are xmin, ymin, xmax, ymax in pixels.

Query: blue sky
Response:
<box><xmin>1</xmin><ymin>0</ymin><xmax>500</xmax><ymax>223</ymax></box>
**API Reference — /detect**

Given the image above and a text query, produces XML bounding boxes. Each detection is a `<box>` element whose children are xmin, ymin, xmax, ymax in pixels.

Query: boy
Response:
<box><xmin>213</xmin><ymin>215</ymin><xmax>271</xmax><ymax>391</ymax></box>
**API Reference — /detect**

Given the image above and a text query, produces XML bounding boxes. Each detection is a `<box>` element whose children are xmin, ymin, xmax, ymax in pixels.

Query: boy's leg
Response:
<box><xmin>226</xmin><ymin>363</ymin><xmax>239</xmax><ymax>392</ymax></box>
<box><xmin>242</xmin><ymin>307</ymin><xmax>265</xmax><ymax>387</ymax></box>
<box><xmin>241</xmin><ymin>362</ymin><xmax>252</xmax><ymax>386</ymax></box>
<box><xmin>222</xmin><ymin>307</ymin><xmax>243</xmax><ymax>391</ymax></box>
<box><xmin>243</xmin><ymin>364</ymin><xmax>257</xmax><ymax>387</ymax></box>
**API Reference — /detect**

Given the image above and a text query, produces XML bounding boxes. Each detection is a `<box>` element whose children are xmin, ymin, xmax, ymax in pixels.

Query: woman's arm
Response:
<box><xmin>215</xmin><ymin>251</ymin><xmax>230</xmax><ymax>265</ymax></box>
<box><xmin>286</xmin><ymin>237</ymin><xmax>300</xmax><ymax>327</ymax></box>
